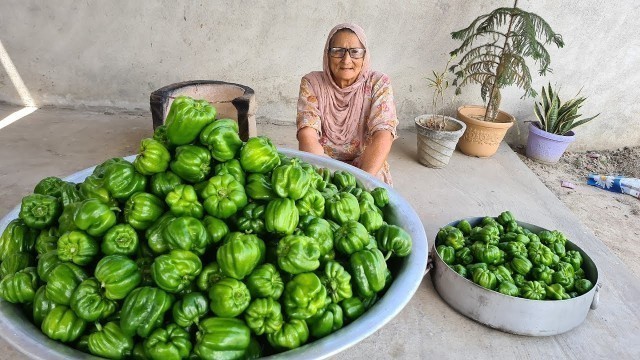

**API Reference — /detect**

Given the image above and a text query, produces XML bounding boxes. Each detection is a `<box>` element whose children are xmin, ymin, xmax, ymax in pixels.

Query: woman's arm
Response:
<box><xmin>358</xmin><ymin>129</ymin><xmax>393</xmax><ymax>176</ymax></box>
<box><xmin>297</xmin><ymin>127</ymin><xmax>326</xmax><ymax>156</ymax></box>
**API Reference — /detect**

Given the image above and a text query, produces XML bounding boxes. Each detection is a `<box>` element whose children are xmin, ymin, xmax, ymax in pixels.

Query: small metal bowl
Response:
<box><xmin>430</xmin><ymin>217</ymin><xmax>600</xmax><ymax>336</ymax></box>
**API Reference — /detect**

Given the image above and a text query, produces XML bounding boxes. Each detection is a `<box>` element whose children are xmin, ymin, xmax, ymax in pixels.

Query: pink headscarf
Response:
<box><xmin>303</xmin><ymin>23</ymin><xmax>372</xmax><ymax>144</ymax></box>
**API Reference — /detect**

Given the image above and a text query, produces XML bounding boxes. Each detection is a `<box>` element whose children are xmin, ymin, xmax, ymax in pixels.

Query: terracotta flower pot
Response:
<box><xmin>414</xmin><ymin>115</ymin><xmax>466</xmax><ymax>168</ymax></box>
<box><xmin>456</xmin><ymin>105</ymin><xmax>515</xmax><ymax>158</ymax></box>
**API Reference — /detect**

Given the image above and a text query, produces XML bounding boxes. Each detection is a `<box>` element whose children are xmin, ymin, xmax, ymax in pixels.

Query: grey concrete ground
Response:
<box><xmin>0</xmin><ymin>103</ymin><xmax>639</xmax><ymax>359</ymax></box>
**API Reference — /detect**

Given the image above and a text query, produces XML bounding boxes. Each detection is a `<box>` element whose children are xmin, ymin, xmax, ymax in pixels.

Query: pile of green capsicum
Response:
<box><xmin>0</xmin><ymin>95</ymin><xmax>413</xmax><ymax>360</ymax></box>
<box><xmin>436</xmin><ymin>211</ymin><xmax>594</xmax><ymax>300</ymax></box>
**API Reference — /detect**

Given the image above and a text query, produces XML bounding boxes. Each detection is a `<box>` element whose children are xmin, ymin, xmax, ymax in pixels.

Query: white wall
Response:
<box><xmin>1</xmin><ymin>0</ymin><xmax>638</xmax><ymax>150</ymax></box>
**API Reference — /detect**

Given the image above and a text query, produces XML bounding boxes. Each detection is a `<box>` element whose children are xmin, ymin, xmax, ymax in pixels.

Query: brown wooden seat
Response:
<box><xmin>150</xmin><ymin>80</ymin><xmax>256</xmax><ymax>141</ymax></box>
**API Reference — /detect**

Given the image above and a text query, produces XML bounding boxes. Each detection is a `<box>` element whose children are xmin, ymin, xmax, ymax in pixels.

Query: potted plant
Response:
<box><xmin>449</xmin><ymin>0</ymin><xmax>564</xmax><ymax>157</ymax></box>
<box><xmin>526</xmin><ymin>83</ymin><xmax>600</xmax><ymax>163</ymax></box>
<box><xmin>415</xmin><ymin>58</ymin><xmax>467</xmax><ymax>168</ymax></box>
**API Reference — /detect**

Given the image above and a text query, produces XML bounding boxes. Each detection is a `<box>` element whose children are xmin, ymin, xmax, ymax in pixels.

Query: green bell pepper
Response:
<box><xmin>36</xmin><ymin>250</ymin><xmax>62</xmax><ymax>283</ymax></box>
<box><xmin>283</xmin><ymin>272</ymin><xmax>327</xmax><ymax>320</ymax></box>
<box><xmin>320</xmin><ymin>260</ymin><xmax>352</xmax><ymax>303</ymax></box>
<box><xmin>103</xmin><ymin>161</ymin><xmax>147</xmax><ymax>200</ymax></box>
<box><xmin>166</xmin><ymin>184</ymin><xmax>204</xmax><ymax>219</ymax></box>
<box><xmin>170</xmin><ymin>145</ymin><xmax>212</xmax><ymax>183</ymax></box>
<box><xmin>92</xmin><ymin>157</ymin><xmax>129</xmax><ymax>177</ymax></box>
<box><xmin>245</xmin><ymin>263</ymin><xmax>284</xmax><ymax>300</ymax></box>
<box><xmin>194</xmin><ymin>317</ymin><xmax>251</xmax><ymax>360</ymax></box>
<box><xmin>79</xmin><ymin>174</ymin><xmax>118</xmax><ymax>207</ymax></box>
<box><xmin>200</xmin><ymin>174</ymin><xmax>248</xmax><ymax>219</ymax></box>
<box><xmin>151</xmin><ymin>249</ymin><xmax>202</xmax><ymax>293</ymax></box>
<box><xmin>350</xmin><ymin>248</ymin><xmax>387</xmax><ymax>298</ymax></box>
<box><xmin>295</xmin><ymin>215</ymin><xmax>334</xmax><ymax>262</ymax></box>
<box><xmin>234</xmin><ymin>202</ymin><xmax>266</xmax><ymax>235</ymax></box>
<box><xmin>0</xmin><ymin>266</ymin><xmax>38</xmax><ymax>303</ymax></box>
<box><xmin>208</xmin><ymin>277</ymin><xmax>251</xmax><ymax>318</ymax></box>
<box><xmin>0</xmin><ymin>251</ymin><xmax>33</xmax><ymax>278</ymax></box>
<box><xmin>163</xmin><ymin>216</ymin><xmax>209</xmax><ymax>255</ymax></box>
<box><xmin>340</xmin><ymin>297</ymin><xmax>365</xmax><ymax>322</ymax></box>
<box><xmin>70</xmin><ymin>278</ymin><xmax>117</xmax><ymax>322</ymax></box>
<box><xmin>244</xmin><ymin>297</ymin><xmax>284</xmax><ymax>335</ymax></box>
<box><xmin>88</xmin><ymin>321</ymin><xmax>134</xmax><ymax>360</ymax></box>
<box><xmin>35</xmin><ymin>227</ymin><xmax>59</xmax><ymax>255</ymax></box>
<box><xmin>197</xmin><ymin>261</ymin><xmax>226</xmax><ymax>291</ymax></box>
<box><xmin>510</xmin><ymin>254</ymin><xmax>533</xmax><ymax>276</ymax></box>
<box><xmin>19</xmin><ymin>194</ymin><xmax>62</xmax><ymax>230</ymax></box>
<box><xmin>331</xmin><ymin>170</ymin><xmax>356</xmax><ymax>190</ymax></box>
<box><xmin>470</xmin><ymin>224</ymin><xmax>500</xmax><ymax>245</ymax></box>
<box><xmin>202</xmin><ymin>215</ymin><xmax>230</xmax><ymax>245</ymax></box>
<box><xmin>245</xmin><ymin>173</ymin><xmax>277</xmax><ymax>201</ymax></box>
<box><xmin>552</xmin><ymin>261</ymin><xmax>576</xmax><ymax>291</ymax></box>
<box><xmin>46</xmin><ymin>263</ymin><xmax>87</xmax><ymax>305</ymax></box>
<box><xmin>295</xmin><ymin>188</ymin><xmax>325</xmax><ymax>218</ymax></box>
<box><xmin>0</xmin><ymin>219</ymin><xmax>37</xmax><ymax>261</ymax></box>
<box><xmin>34</xmin><ymin>176</ymin><xmax>66</xmax><ymax>198</ymax></box>
<box><xmin>370</xmin><ymin>187</ymin><xmax>389</xmax><ymax>208</ymax></box>
<box><xmin>451</xmin><ymin>264</ymin><xmax>468</xmax><ymax>278</ymax></box>
<box><xmin>334</xmin><ymin>220</ymin><xmax>369</xmax><ymax>256</ymax></box>
<box><xmin>455</xmin><ymin>247</ymin><xmax>474</xmax><ymax>265</ymax></box>
<box><xmin>150</xmin><ymin>171</ymin><xmax>184</xmax><ymax>199</ymax></box>
<box><xmin>95</xmin><ymin>254</ymin><xmax>142</xmax><ymax>300</ymax></box>
<box><xmin>200</xmin><ymin>119</ymin><xmax>243</xmax><ymax>161</ymax></box>
<box><xmin>266</xmin><ymin>318</ymin><xmax>309</xmax><ymax>350</ymax></box>
<box><xmin>498</xmin><ymin>241</ymin><xmax>528</xmax><ymax>258</ymax></box>
<box><xmin>265</xmin><ymin>198</ymin><xmax>299</xmax><ymax>235</ymax></box>
<box><xmin>436</xmin><ymin>244</ymin><xmax>456</xmax><ymax>265</ymax></box>
<box><xmin>456</xmin><ymin>219</ymin><xmax>473</xmax><ymax>236</ymax></box>
<box><xmin>546</xmin><ymin>283</ymin><xmax>570</xmax><ymax>300</ymax></box>
<box><xmin>33</xmin><ymin>285</ymin><xmax>59</xmax><ymax>326</ymax></box>
<box><xmin>561</xmin><ymin>250</ymin><xmax>583</xmax><ymax>271</ymax></box>
<box><xmin>530</xmin><ymin>265</ymin><xmax>555</xmax><ymax>285</ymax></box>
<box><xmin>165</xmin><ymin>96</ymin><xmax>217</xmax><ymax>146</ymax></box>
<box><xmin>307</xmin><ymin>302</ymin><xmax>343</xmax><ymax>338</ymax></box>
<box><xmin>497</xmin><ymin>281</ymin><xmax>520</xmax><ymax>297</ymax></box>
<box><xmin>521</xmin><ymin>280</ymin><xmax>547</xmax><ymax>300</ymax></box>
<box><xmin>492</xmin><ymin>265</ymin><xmax>514</xmax><ymax>284</ymax></box>
<box><xmin>472</xmin><ymin>268</ymin><xmax>497</xmax><ymax>290</ymax></box>
<box><xmin>134</xmin><ymin>138</ymin><xmax>171</xmax><ymax>176</ymax></box>
<box><xmin>41</xmin><ymin>305</ymin><xmax>86</xmax><ymax>343</ymax></box>
<box><xmin>277</xmin><ymin>234</ymin><xmax>321</xmax><ymax>274</ymax></box>
<box><xmin>527</xmin><ymin>241</ymin><xmax>555</xmax><ymax>267</ymax></box>
<box><xmin>442</xmin><ymin>227</ymin><xmax>465</xmax><ymax>250</ymax></box>
<box><xmin>271</xmin><ymin>159</ymin><xmax>311</xmax><ymax>200</ymax></box>
<box><xmin>239</xmin><ymin>136</ymin><xmax>281</xmax><ymax>174</ymax></box>
<box><xmin>72</xmin><ymin>198</ymin><xmax>117</xmax><ymax>237</ymax></box>
<box><xmin>57</xmin><ymin>182</ymin><xmax>83</xmax><ymax>208</ymax></box>
<box><xmin>475</xmin><ymin>243</ymin><xmax>503</xmax><ymax>265</ymax></box>
<box><xmin>56</xmin><ymin>230</ymin><xmax>98</xmax><ymax>265</ymax></box>
<box><xmin>143</xmin><ymin>323</ymin><xmax>192</xmax><ymax>360</ymax></box>
<box><xmin>214</xmin><ymin>159</ymin><xmax>246</xmax><ymax>186</ymax></box>
<box><xmin>376</xmin><ymin>224</ymin><xmax>412</xmax><ymax>259</ymax></box>
<box><xmin>172</xmin><ymin>291</ymin><xmax>209</xmax><ymax>328</ymax></box>
<box><xmin>326</xmin><ymin>192</ymin><xmax>360</xmax><ymax>225</ymax></box>
<box><xmin>123</xmin><ymin>192</ymin><xmax>165</xmax><ymax>231</ymax></box>
<box><xmin>120</xmin><ymin>286</ymin><xmax>174</xmax><ymax>338</ymax></box>
<box><xmin>102</xmin><ymin>224</ymin><xmax>139</xmax><ymax>256</ymax></box>
<box><xmin>216</xmin><ymin>235</ymin><xmax>263</xmax><ymax>280</ymax></box>
<box><xmin>574</xmin><ymin>278</ymin><xmax>593</xmax><ymax>295</ymax></box>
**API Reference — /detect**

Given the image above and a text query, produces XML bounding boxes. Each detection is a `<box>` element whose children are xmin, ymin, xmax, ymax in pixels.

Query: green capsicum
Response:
<box><xmin>72</xmin><ymin>198</ymin><xmax>118</xmax><ymax>237</ymax></box>
<box><xmin>521</xmin><ymin>280</ymin><xmax>547</xmax><ymax>300</ymax></box>
<box><xmin>87</xmin><ymin>321</ymin><xmax>134</xmax><ymax>360</ymax></box>
<box><xmin>376</xmin><ymin>223</ymin><xmax>412</xmax><ymax>259</ymax></box>
<box><xmin>150</xmin><ymin>171</ymin><xmax>184</xmax><ymax>199</ymax></box>
<box><xmin>133</xmin><ymin>138</ymin><xmax>171</xmax><ymax>175</ymax></box>
<box><xmin>244</xmin><ymin>297</ymin><xmax>284</xmax><ymax>336</ymax></box>
<box><xmin>217</xmin><ymin>236</ymin><xmax>263</xmax><ymax>280</ymax></box>
<box><xmin>334</xmin><ymin>220</ymin><xmax>369</xmax><ymax>256</ymax></box>
<box><xmin>455</xmin><ymin>247</ymin><xmax>474</xmax><ymax>265</ymax></box>
<box><xmin>41</xmin><ymin>305</ymin><xmax>86</xmax><ymax>343</ymax></box>
<box><xmin>265</xmin><ymin>198</ymin><xmax>299</xmax><ymax>235</ymax></box>
<box><xmin>331</xmin><ymin>170</ymin><xmax>356</xmax><ymax>190</ymax></box>
<box><xmin>451</xmin><ymin>264</ymin><xmax>468</xmax><ymax>278</ymax></box>
<box><xmin>510</xmin><ymin>254</ymin><xmax>533</xmax><ymax>276</ymax></box>
<box><xmin>0</xmin><ymin>251</ymin><xmax>33</xmax><ymax>278</ymax></box>
<box><xmin>295</xmin><ymin>215</ymin><xmax>334</xmax><ymax>262</ymax></box>
<box><xmin>271</xmin><ymin>159</ymin><xmax>311</xmax><ymax>200</ymax></box>
<box><xmin>552</xmin><ymin>261</ymin><xmax>576</xmax><ymax>291</ymax></box>
<box><xmin>295</xmin><ymin>188</ymin><xmax>325</xmax><ymax>218</ymax></box>
<box><xmin>0</xmin><ymin>266</ymin><xmax>38</xmax><ymax>303</ymax></box>
<box><xmin>208</xmin><ymin>277</ymin><xmax>251</xmax><ymax>318</ymax></box>
<box><xmin>214</xmin><ymin>159</ymin><xmax>246</xmax><ymax>186</ymax></box>
<box><xmin>95</xmin><ymin>254</ymin><xmax>142</xmax><ymax>300</ymax></box>
<box><xmin>350</xmin><ymin>248</ymin><xmax>387</xmax><ymax>298</ymax></box>
<box><xmin>561</xmin><ymin>250</ymin><xmax>583</xmax><ymax>271</ymax></box>
<box><xmin>170</xmin><ymin>144</ymin><xmax>212</xmax><ymax>183</ymax></box>
<box><xmin>497</xmin><ymin>281</ymin><xmax>520</xmax><ymax>297</ymax></box>
<box><xmin>456</xmin><ymin>219</ymin><xmax>473</xmax><ymax>236</ymax></box>
<box><xmin>326</xmin><ymin>192</ymin><xmax>360</xmax><ymax>225</ymax></box>
<box><xmin>245</xmin><ymin>263</ymin><xmax>284</xmax><ymax>300</ymax></box>
<box><xmin>102</xmin><ymin>224</ymin><xmax>139</xmax><ymax>256</ymax></box>
<box><xmin>340</xmin><ymin>297</ymin><xmax>365</xmax><ymax>323</ymax></box>
<box><xmin>151</xmin><ymin>249</ymin><xmax>202</xmax><ymax>293</ymax></box>
<box><xmin>35</xmin><ymin>227</ymin><xmax>59</xmax><ymax>255</ymax></box>
<box><xmin>202</xmin><ymin>216</ymin><xmax>230</xmax><ymax>245</ymax></box>
<box><xmin>36</xmin><ymin>250</ymin><xmax>62</xmax><ymax>282</ymax></box>
<box><xmin>527</xmin><ymin>241</ymin><xmax>555</xmax><ymax>267</ymax></box>
<box><xmin>234</xmin><ymin>202</ymin><xmax>266</xmax><ymax>235</ymax></box>
<box><xmin>120</xmin><ymin>286</ymin><xmax>175</xmax><ymax>338</ymax></box>
<box><xmin>103</xmin><ymin>161</ymin><xmax>147</xmax><ymax>200</ymax></box>
<box><xmin>574</xmin><ymin>278</ymin><xmax>593</xmax><ymax>295</ymax></box>
<box><xmin>283</xmin><ymin>272</ymin><xmax>327</xmax><ymax>320</ymax></box>
<box><xmin>370</xmin><ymin>187</ymin><xmax>389</xmax><ymax>208</ymax></box>
<box><xmin>194</xmin><ymin>317</ymin><xmax>251</xmax><ymax>360</ymax></box>
<box><xmin>277</xmin><ymin>234</ymin><xmax>321</xmax><ymax>274</ymax></box>
<box><xmin>69</xmin><ymin>278</ymin><xmax>117</xmax><ymax>322</ymax></box>
<box><xmin>492</xmin><ymin>265</ymin><xmax>514</xmax><ymax>284</ymax></box>
<box><xmin>546</xmin><ymin>283</ymin><xmax>570</xmax><ymax>300</ymax></box>
<box><xmin>143</xmin><ymin>324</ymin><xmax>192</xmax><ymax>360</ymax></box>
<box><xmin>57</xmin><ymin>230</ymin><xmax>98</xmax><ymax>265</ymax></box>
<box><xmin>531</xmin><ymin>265</ymin><xmax>555</xmax><ymax>285</ymax></box>
<box><xmin>163</xmin><ymin>216</ymin><xmax>209</xmax><ymax>255</ymax></box>
<box><xmin>0</xmin><ymin>219</ymin><xmax>37</xmax><ymax>261</ymax></box>
<box><xmin>197</xmin><ymin>261</ymin><xmax>226</xmax><ymax>291</ymax></box>
<box><xmin>172</xmin><ymin>291</ymin><xmax>209</xmax><ymax>328</ymax></box>
<box><xmin>319</xmin><ymin>260</ymin><xmax>352</xmax><ymax>303</ymax></box>
<box><xmin>34</xmin><ymin>176</ymin><xmax>65</xmax><ymax>198</ymax></box>
<box><xmin>19</xmin><ymin>194</ymin><xmax>62</xmax><ymax>230</ymax></box>
<box><xmin>46</xmin><ymin>263</ymin><xmax>87</xmax><ymax>305</ymax></box>
<box><xmin>79</xmin><ymin>174</ymin><xmax>118</xmax><ymax>207</ymax></box>
<box><xmin>307</xmin><ymin>302</ymin><xmax>343</xmax><ymax>338</ymax></box>
<box><xmin>239</xmin><ymin>136</ymin><xmax>281</xmax><ymax>174</ymax></box>
<box><xmin>200</xmin><ymin>119</ymin><xmax>244</xmax><ymax>161</ymax></box>
<box><xmin>124</xmin><ymin>192</ymin><xmax>165</xmax><ymax>230</ymax></box>
<box><xmin>165</xmin><ymin>96</ymin><xmax>217</xmax><ymax>146</ymax></box>
<box><xmin>436</xmin><ymin>245</ymin><xmax>456</xmax><ymax>265</ymax></box>
<box><xmin>33</xmin><ymin>285</ymin><xmax>59</xmax><ymax>326</ymax></box>
<box><xmin>472</xmin><ymin>268</ymin><xmax>497</xmax><ymax>290</ymax></box>
<box><xmin>200</xmin><ymin>174</ymin><xmax>248</xmax><ymax>219</ymax></box>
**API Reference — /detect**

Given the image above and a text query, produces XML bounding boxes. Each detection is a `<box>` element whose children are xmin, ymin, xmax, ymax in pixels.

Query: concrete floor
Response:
<box><xmin>0</xmin><ymin>103</ymin><xmax>638</xmax><ymax>359</ymax></box>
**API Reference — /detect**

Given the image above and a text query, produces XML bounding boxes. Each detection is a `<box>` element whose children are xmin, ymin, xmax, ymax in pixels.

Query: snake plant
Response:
<box><xmin>534</xmin><ymin>83</ymin><xmax>599</xmax><ymax>135</ymax></box>
<box><xmin>449</xmin><ymin>0</ymin><xmax>564</xmax><ymax>122</ymax></box>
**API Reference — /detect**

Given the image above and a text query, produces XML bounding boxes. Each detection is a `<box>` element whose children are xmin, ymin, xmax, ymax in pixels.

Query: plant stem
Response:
<box><xmin>484</xmin><ymin>0</ymin><xmax>518</xmax><ymax>122</ymax></box>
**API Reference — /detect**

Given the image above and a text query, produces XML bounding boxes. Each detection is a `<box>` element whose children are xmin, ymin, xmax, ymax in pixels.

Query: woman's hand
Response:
<box><xmin>358</xmin><ymin>130</ymin><xmax>393</xmax><ymax>176</ymax></box>
<box><xmin>297</xmin><ymin>127</ymin><xmax>326</xmax><ymax>156</ymax></box>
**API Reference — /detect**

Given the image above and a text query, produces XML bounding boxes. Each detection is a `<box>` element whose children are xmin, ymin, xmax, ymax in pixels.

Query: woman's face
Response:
<box><xmin>328</xmin><ymin>30</ymin><xmax>365</xmax><ymax>88</ymax></box>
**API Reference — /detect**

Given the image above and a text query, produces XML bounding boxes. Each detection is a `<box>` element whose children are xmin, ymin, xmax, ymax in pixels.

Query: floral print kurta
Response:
<box><xmin>296</xmin><ymin>71</ymin><xmax>399</xmax><ymax>186</ymax></box>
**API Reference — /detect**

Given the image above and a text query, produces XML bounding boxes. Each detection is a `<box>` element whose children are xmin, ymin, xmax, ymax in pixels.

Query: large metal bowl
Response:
<box><xmin>0</xmin><ymin>148</ymin><xmax>429</xmax><ymax>359</ymax></box>
<box><xmin>431</xmin><ymin>217</ymin><xmax>600</xmax><ymax>336</ymax></box>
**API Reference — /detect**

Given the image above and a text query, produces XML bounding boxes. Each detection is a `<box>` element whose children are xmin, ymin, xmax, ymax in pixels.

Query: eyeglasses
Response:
<box><xmin>328</xmin><ymin>47</ymin><xmax>366</xmax><ymax>59</ymax></box>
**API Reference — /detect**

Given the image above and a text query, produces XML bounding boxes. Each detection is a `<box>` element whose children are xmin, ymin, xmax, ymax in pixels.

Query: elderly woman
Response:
<box><xmin>296</xmin><ymin>23</ymin><xmax>399</xmax><ymax>186</ymax></box>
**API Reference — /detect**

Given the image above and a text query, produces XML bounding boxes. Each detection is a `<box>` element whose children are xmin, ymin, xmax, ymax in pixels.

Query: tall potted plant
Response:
<box><xmin>449</xmin><ymin>0</ymin><xmax>564</xmax><ymax>157</ymax></box>
<box><xmin>415</xmin><ymin>58</ymin><xmax>467</xmax><ymax>168</ymax></box>
<box><xmin>526</xmin><ymin>83</ymin><xmax>600</xmax><ymax>163</ymax></box>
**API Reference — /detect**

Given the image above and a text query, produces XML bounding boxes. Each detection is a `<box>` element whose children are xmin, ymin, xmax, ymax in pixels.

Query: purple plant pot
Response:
<box><xmin>526</xmin><ymin>123</ymin><xmax>575</xmax><ymax>163</ymax></box>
